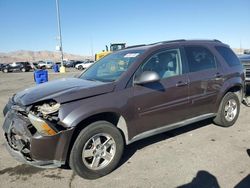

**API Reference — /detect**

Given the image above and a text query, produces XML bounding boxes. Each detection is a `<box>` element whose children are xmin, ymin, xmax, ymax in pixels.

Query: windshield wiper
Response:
<box><xmin>85</xmin><ymin>78</ymin><xmax>97</xmax><ymax>81</ymax></box>
<box><xmin>84</xmin><ymin>78</ymin><xmax>104</xmax><ymax>82</ymax></box>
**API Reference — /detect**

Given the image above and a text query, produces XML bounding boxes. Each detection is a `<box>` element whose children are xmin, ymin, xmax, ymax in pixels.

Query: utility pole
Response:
<box><xmin>55</xmin><ymin>0</ymin><xmax>65</xmax><ymax>72</ymax></box>
<box><xmin>90</xmin><ymin>35</ymin><xmax>94</xmax><ymax>57</ymax></box>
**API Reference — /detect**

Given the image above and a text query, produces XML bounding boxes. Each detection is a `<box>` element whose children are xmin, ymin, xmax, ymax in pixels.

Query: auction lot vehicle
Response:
<box><xmin>0</xmin><ymin>63</ymin><xmax>4</xmax><ymax>71</ymax></box>
<box><xmin>64</xmin><ymin>60</ymin><xmax>83</xmax><ymax>68</ymax></box>
<box><xmin>2</xmin><ymin>40</ymin><xmax>245</xmax><ymax>179</ymax></box>
<box><xmin>30</xmin><ymin>62</ymin><xmax>39</xmax><ymax>69</ymax></box>
<box><xmin>244</xmin><ymin>49</ymin><xmax>250</xmax><ymax>55</ymax></box>
<box><xmin>37</xmin><ymin>61</ymin><xmax>54</xmax><ymax>69</ymax></box>
<box><xmin>239</xmin><ymin>55</ymin><xmax>250</xmax><ymax>85</ymax></box>
<box><xmin>75</xmin><ymin>60</ymin><xmax>95</xmax><ymax>70</ymax></box>
<box><xmin>2</xmin><ymin>62</ymin><xmax>32</xmax><ymax>73</ymax></box>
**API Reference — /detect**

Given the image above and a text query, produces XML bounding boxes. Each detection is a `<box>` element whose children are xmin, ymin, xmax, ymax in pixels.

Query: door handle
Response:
<box><xmin>176</xmin><ymin>81</ymin><xmax>188</xmax><ymax>87</ymax></box>
<box><xmin>214</xmin><ymin>72</ymin><xmax>223</xmax><ymax>80</ymax></box>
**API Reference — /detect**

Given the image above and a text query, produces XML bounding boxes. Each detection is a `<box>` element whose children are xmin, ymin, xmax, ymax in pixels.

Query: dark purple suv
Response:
<box><xmin>2</xmin><ymin>40</ymin><xmax>245</xmax><ymax>179</ymax></box>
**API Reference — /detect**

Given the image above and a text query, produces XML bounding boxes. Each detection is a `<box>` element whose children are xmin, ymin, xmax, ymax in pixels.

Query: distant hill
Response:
<box><xmin>1</xmin><ymin>48</ymin><xmax>248</xmax><ymax>64</ymax></box>
<box><xmin>0</xmin><ymin>50</ymin><xmax>93</xmax><ymax>63</ymax></box>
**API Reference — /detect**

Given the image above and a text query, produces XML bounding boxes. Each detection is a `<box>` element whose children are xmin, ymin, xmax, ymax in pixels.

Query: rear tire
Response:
<box><xmin>21</xmin><ymin>68</ymin><xmax>26</xmax><ymax>72</ymax></box>
<box><xmin>3</xmin><ymin>68</ymin><xmax>8</xmax><ymax>73</ymax></box>
<box><xmin>78</xmin><ymin>65</ymin><xmax>83</xmax><ymax>70</ymax></box>
<box><xmin>213</xmin><ymin>92</ymin><xmax>240</xmax><ymax>127</ymax></box>
<box><xmin>69</xmin><ymin>121</ymin><xmax>124</xmax><ymax>179</ymax></box>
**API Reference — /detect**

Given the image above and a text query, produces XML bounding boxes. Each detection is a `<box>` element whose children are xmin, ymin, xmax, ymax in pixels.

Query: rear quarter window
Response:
<box><xmin>215</xmin><ymin>46</ymin><xmax>240</xmax><ymax>67</ymax></box>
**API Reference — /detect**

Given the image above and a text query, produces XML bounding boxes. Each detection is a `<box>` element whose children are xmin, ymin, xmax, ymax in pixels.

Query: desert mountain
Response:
<box><xmin>0</xmin><ymin>50</ymin><xmax>93</xmax><ymax>64</ymax></box>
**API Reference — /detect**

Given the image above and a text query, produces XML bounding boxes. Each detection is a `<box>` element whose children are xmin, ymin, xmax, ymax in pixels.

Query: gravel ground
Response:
<box><xmin>0</xmin><ymin>70</ymin><xmax>250</xmax><ymax>188</ymax></box>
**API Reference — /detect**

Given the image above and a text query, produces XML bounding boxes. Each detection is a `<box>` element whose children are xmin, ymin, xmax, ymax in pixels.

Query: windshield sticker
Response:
<box><xmin>124</xmin><ymin>53</ymin><xmax>140</xmax><ymax>58</ymax></box>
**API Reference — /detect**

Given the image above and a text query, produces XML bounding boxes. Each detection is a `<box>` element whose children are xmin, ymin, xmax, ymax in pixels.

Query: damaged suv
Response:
<box><xmin>2</xmin><ymin>40</ymin><xmax>245</xmax><ymax>179</ymax></box>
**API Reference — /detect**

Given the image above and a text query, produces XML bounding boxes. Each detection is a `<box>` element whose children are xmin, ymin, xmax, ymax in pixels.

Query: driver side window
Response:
<box><xmin>136</xmin><ymin>49</ymin><xmax>182</xmax><ymax>80</ymax></box>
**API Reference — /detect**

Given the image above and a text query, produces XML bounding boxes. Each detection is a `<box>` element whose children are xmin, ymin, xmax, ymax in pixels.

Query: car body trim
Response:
<box><xmin>128</xmin><ymin>113</ymin><xmax>216</xmax><ymax>144</ymax></box>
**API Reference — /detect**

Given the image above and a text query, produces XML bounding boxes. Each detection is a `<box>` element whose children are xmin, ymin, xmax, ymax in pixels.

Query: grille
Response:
<box><xmin>242</xmin><ymin>62</ymin><xmax>250</xmax><ymax>78</ymax></box>
<box><xmin>246</xmin><ymin>71</ymin><xmax>250</xmax><ymax>78</ymax></box>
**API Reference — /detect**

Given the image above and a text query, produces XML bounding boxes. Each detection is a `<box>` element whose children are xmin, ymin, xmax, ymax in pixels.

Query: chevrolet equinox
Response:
<box><xmin>2</xmin><ymin>40</ymin><xmax>245</xmax><ymax>179</ymax></box>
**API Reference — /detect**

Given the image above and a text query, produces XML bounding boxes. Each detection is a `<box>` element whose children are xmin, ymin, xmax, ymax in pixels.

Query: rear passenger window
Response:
<box><xmin>215</xmin><ymin>46</ymin><xmax>240</xmax><ymax>67</ymax></box>
<box><xmin>185</xmin><ymin>46</ymin><xmax>216</xmax><ymax>72</ymax></box>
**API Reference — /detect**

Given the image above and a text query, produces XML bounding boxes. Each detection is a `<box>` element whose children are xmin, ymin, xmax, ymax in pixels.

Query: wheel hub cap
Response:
<box><xmin>82</xmin><ymin>133</ymin><xmax>116</xmax><ymax>170</ymax></box>
<box><xmin>224</xmin><ymin>99</ymin><xmax>237</xmax><ymax>122</ymax></box>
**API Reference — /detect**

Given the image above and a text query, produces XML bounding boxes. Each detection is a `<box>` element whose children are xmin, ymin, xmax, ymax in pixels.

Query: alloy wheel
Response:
<box><xmin>224</xmin><ymin>99</ymin><xmax>237</xmax><ymax>122</ymax></box>
<box><xmin>82</xmin><ymin>133</ymin><xmax>116</xmax><ymax>170</ymax></box>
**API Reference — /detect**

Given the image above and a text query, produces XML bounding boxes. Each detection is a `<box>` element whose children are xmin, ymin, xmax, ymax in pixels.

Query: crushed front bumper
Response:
<box><xmin>4</xmin><ymin>141</ymin><xmax>63</xmax><ymax>168</ymax></box>
<box><xmin>2</xmin><ymin>101</ymin><xmax>74</xmax><ymax>168</ymax></box>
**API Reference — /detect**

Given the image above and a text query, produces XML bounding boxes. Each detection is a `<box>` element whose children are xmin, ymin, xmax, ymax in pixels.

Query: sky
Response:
<box><xmin>0</xmin><ymin>0</ymin><xmax>249</xmax><ymax>56</ymax></box>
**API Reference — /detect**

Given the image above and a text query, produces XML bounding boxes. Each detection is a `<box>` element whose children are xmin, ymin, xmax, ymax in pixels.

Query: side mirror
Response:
<box><xmin>134</xmin><ymin>71</ymin><xmax>160</xmax><ymax>85</ymax></box>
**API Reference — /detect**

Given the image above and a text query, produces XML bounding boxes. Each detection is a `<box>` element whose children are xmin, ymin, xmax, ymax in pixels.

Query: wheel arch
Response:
<box><xmin>223</xmin><ymin>84</ymin><xmax>243</xmax><ymax>102</ymax></box>
<box><xmin>64</xmin><ymin>112</ymin><xmax>129</xmax><ymax>166</ymax></box>
<box><xmin>216</xmin><ymin>84</ymin><xmax>243</xmax><ymax>112</ymax></box>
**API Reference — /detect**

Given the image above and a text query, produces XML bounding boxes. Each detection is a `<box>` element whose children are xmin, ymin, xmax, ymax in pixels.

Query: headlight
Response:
<box><xmin>28</xmin><ymin>113</ymin><xmax>57</xmax><ymax>136</ymax></box>
<box><xmin>38</xmin><ymin>102</ymin><xmax>60</xmax><ymax>115</ymax></box>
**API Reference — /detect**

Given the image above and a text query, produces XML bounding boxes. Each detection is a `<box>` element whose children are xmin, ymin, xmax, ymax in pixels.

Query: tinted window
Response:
<box><xmin>136</xmin><ymin>49</ymin><xmax>182</xmax><ymax>79</ymax></box>
<box><xmin>215</xmin><ymin>46</ymin><xmax>240</xmax><ymax>66</ymax></box>
<box><xmin>185</xmin><ymin>46</ymin><xmax>216</xmax><ymax>72</ymax></box>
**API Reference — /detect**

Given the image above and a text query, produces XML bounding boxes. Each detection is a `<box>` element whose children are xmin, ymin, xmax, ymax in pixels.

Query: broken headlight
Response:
<box><xmin>28</xmin><ymin>113</ymin><xmax>57</xmax><ymax>136</ymax></box>
<box><xmin>37</xmin><ymin>101</ymin><xmax>60</xmax><ymax>116</ymax></box>
<box><xmin>28</xmin><ymin>101</ymin><xmax>61</xmax><ymax>136</ymax></box>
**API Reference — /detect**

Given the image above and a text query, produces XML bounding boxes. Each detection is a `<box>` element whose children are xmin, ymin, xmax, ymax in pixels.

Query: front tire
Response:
<box><xmin>3</xmin><ymin>68</ymin><xmax>8</xmax><ymax>73</ymax></box>
<box><xmin>213</xmin><ymin>92</ymin><xmax>240</xmax><ymax>127</ymax></box>
<box><xmin>69</xmin><ymin>121</ymin><xmax>124</xmax><ymax>179</ymax></box>
<box><xmin>78</xmin><ymin>65</ymin><xmax>83</xmax><ymax>70</ymax></box>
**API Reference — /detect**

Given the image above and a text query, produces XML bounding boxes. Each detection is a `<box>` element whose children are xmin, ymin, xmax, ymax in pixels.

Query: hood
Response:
<box><xmin>14</xmin><ymin>78</ymin><xmax>115</xmax><ymax>106</ymax></box>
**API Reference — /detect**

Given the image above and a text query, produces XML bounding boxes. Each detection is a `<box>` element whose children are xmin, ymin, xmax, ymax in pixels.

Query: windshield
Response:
<box><xmin>80</xmin><ymin>49</ymin><xmax>144</xmax><ymax>82</ymax></box>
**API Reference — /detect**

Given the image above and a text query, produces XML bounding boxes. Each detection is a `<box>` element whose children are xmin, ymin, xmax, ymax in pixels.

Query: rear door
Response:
<box><xmin>132</xmin><ymin>48</ymin><xmax>189</xmax><ymax>134</ymax></box>
<box><xmin>184</xmin><ymin>46</ymin><xmax>224</xmax><ymax>118</ymax></box>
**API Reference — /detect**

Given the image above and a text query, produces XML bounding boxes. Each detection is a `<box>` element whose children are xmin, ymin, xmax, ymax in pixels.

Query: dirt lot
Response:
<box><xmin>0</xmin><ymin>70</ymin><xmax>250</xmax><ymax>188</ymax></box>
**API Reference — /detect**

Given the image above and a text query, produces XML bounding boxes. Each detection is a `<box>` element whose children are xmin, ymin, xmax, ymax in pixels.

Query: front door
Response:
<box><xmin>132</xmin><ymin>48</ymin><xmax>189</xmax><ymax>135</ymax></box>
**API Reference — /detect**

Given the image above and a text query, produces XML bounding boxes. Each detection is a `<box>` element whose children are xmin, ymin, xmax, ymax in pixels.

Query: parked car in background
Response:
<box><xmin>30</xmin><ymin>62</ymin><xmax>39</xmax><ymax>70</ymax></box>
<box><xmin>2</xmin><ymin>40</ymin><xmax>245</xmax><ymax>179</ymax></box>
<box><xmin>73</xmin><ymin>61</ymin><xmax>85</xmax><ymax>67</ymax></box>
<box><xmin>75</xmin><ymin>60</ymin><xmax>95</xmax><ymax>70</ymax></box>
<box><xmin>244</xmin><ymin>49</ymin><xmax>250</xmax><ymax>55</ymax></box>
<box><xmin>0</xmin><ymin>63</ymin><xmax>4</xmax><ymax>71</ymax></box>
<box><xmin>64</xmin><ymin>60</ymin><xmax>84</xmax><ymax>68</ymax></box>
<box><xmin>239</xmin><ymin>55</ymin><xmax>250</xmax><ymax>85</ymax></box>
<box><xmin>37</xmin><ymin>61</ymin><xmax>54</xmax><ymax>69</ymax></box>
<box><xmin>64</xmin><ymin>60</ymin><xmax>74</xmax><ymax>68</ymax></box>
<box><xmin>2</xmin><ymin>62</ymin><xmax>32</xmax><ymax>73</ymax></box>
<box><xmin>55</xmin><ymin>62</ymin><xmax>62</xmax><ymax>67</ymax></box>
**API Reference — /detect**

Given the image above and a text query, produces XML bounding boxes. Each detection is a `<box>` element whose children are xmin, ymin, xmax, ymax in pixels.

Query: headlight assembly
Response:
<box><xmin>28</xmin><ymin>113</ymin><xmax>57</xmax><ymax>136</ymax></box>
<box><xmin>28</xmin><ymin>101</ymin><xmax>61</xmax><ymax>135</ymax></box>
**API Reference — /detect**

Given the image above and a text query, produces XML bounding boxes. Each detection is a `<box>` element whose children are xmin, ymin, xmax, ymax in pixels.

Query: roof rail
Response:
<box><xmin>213</xmin><ymin>39</ymin><xmax>222</xmax><ymax>43</ymax></box>
<box><xmin>150</xmin><ymin>39</ymin><xmax>186</xmax><ymax>45</ymax></box>
<box><xmin>125</xmin><ymin>39</ymin><xmax>222</xmax><ymax>49</ymax></box>
<box><xmin>125</xmin><ymin>44</ymin><xmax>147</xmax><ymax>49</ymax></box>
